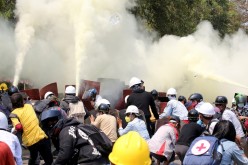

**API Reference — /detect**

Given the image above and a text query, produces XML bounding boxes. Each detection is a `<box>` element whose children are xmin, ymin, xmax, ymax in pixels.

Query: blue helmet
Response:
<box><xmin>88</xmin><ymin>88</ymin><xmax>97</xmax><ymax>97</ymax></box>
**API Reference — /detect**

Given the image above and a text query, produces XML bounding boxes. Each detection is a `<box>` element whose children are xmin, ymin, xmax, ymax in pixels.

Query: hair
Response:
<box><xmin>0</xmin><ymin>142</ymin><xmax>15</xmax><ymax>165</ymax></box>
<box><xmin>11</xmin><ymin>93</ymin><xmax>24</xmax><ymax>109</ymax></box>
<box><xmin>213</xmin><ymin>120</ymin><xmax>236</xmax><ymax>142</ymax></box>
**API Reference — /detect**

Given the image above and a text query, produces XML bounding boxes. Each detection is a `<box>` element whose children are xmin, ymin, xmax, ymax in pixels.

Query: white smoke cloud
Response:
<box><xmin>0</xmin><ymin>0</ymin><xmax>247</xmax><ymax>105</ymax></box>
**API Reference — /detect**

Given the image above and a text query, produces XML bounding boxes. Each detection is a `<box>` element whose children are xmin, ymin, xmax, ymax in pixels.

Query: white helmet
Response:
<box><xmin>129</xmin><ymin>77</ymin><xmax>142</xmax><ymax>88</ymax></box>
<box><xmin>197</xmin><ymin>102</ymin><xmax>215</xmax><ymax>116</ymax></box>
<box><xmin>0</xmin><ymin>112</ymin><xmax>8</xmax><ymax>130</ymax></box>
<box><xmin>65</xmin><ymin>86</ymin><xmax>76</xmax><ymax>94</ymax></box>
<box><xmin>126</xmin><ymin>105</ymin><xmax>139</xmax><ymax>114</ymax></box>
<box><xmin>95</xmin><ymin>98</ymin><xmax>111</xmax><ymax>109</ymax></box>
<box><xmin>44</xmin><ymin>91</ymin><xmax>54</xmax><ymax>99</ymax></box>
<box><xmin>166</xmin><ymin>88</ymin><xmax>177</xmax><ymax>96</ymax></box>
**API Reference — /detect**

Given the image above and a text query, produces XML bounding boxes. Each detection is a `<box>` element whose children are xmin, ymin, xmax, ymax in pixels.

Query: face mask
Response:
<box><xmin>125</xmin><ymin>116</ymin><xmax>131</xmax><ymax>123</ymax></box>
<box><xmin>197</xmin><ymin>119</ymin><xmax>205</xmax><ymax>127</ymax></box>
<box><xmin>168</xmin><ymin>96</ymin><xmax>176</xmax><ymax>101</ymax></box>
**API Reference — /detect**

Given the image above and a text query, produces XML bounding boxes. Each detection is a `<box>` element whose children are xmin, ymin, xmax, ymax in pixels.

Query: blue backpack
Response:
<box><xmin>183</xmin><ymin>136</ymin><xmax>222</xmax><ymax>165</ymax></box>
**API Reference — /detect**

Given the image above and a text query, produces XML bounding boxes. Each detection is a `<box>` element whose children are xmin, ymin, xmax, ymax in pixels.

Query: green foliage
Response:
<box><xmin>0</xmin><ymin>0</ymin><xmax>16</xmax><ymax>21</ymax></box>
<box><xmin>130</xmin><ymin>0</ymin><xmax>242</xmax><ymax>37</ymax></box>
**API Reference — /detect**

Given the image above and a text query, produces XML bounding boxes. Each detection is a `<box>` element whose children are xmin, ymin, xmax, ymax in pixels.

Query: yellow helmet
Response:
<box><xmin>109</xmin><ymin>131</ymin><xmax>151</xmax><ymax>165</ymax></box>
<box><xmin>0</xmin><ymin>83</ymin><xmax>8</xmax><ymax>91</ymax></box>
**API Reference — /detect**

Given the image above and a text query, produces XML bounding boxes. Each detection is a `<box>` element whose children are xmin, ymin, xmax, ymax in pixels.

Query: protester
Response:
<box><xmin>90</xmin><ymin>103</ymin><xmax>117</xmax><ymax>143</ymax></box>
<box><xmin>10</xmin><ymin>93</ymin><xmax>53</xmax><ymax>165</ymax></box>
<box><xmin>0</xmin><ymin>141</ymin><xmax>15</xmax><ymax>165</ymax></box>
<box><xmin>188</xmin><ymin>93</ymin><xmax>204</xmax><ymax>111</ymax></box>
<box><xmin>214</xmin><ymin>96</ymin><xmax>248</xmax><ymax>156</ymax></box>
<box><xmin>126</xmin><ymin>77</ymin><xmax>159</xmax><ymax>137</ymax></box>
<box><xmin>109</xmin><ymin>131</ymin><xmax>151</xmax><ymax>165</ymax></box>
<box><xmin>213</xmin><ymin>120</ymin><xmax>248</xmax><ymax>164</ymax></box>
<box><xmin>148</xmin><ymin>116</ymin><xmax>180</xmax><ymax>165</ymax></box>
<box><xmin>0</xmin><ymin>112</ymin><xmax>22</xmax><ymax>165</ymax></box>
<box><xmin>175</xmin><ymin>109</ymin><xmax>204</xmax><ymax>163</ymax></box>
<box><xmin>117</xmin><ymin>105</ymin><xmax>150</xmax><ymax>140</ymax></box>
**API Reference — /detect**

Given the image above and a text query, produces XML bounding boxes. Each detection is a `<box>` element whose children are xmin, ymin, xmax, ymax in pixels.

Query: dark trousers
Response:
<box><xmin>175</xmin><ymin>144</ymin><xmax>189</xmax><ymax>164</ymax></box>
<box><xmin>27</xmin><ymin>138</ymin><xmax>53</xmax><ymax>165</ymax></box>
<box><xmin>145</xmin><ymin>115</ymin><xmax>153</xmax><ymax>137</ymax></box>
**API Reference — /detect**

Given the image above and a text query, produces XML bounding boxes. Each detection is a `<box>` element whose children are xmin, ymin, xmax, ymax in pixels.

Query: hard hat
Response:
<box><xmin>109</xmin><ymin>131</ymin><xmax>151</xmax><ymax>165</ymax></box>
<box><xmin>0</xmin><ymin>83</ymin><xmax>8</xmax><ymax>91</ymax></box>
<box><xmin>40</xmin><ymin>109</ymin><xmax>62</xmax><ymax>123</ymax></box>
<box><xmin>126</xmin><ymin>105</ymin><xmax>139</xmax><ymax>114</ymax></box>
<box><xmin>65</xmin><ymin>86</ymin><xmax>76</xmax><ymax>94</ymax></box>
<box><xmin>151</xmin><ymin>89</ymin><xmax>158</xmax><ymax>96</ymax></box>
<box><xmin>98</xmin><ymin>103</ymin><xmax>110</xmax><ymax>112</ymax></box>
<box><xmin>0</xmin><ymin>112</ymin><xmax>8</xmax><ymax>130</ymax></box>
<box><xmin>197</xmin><ymin>102</ymin><xmax>215</xmax><ymax>116</ymax></box>
<box><xmin>8</xmin><ymin>86</ymin><xmax>19</xmax><ymax>96</ymax></box>
<box><xmin>44</xmin><ymin>91</ymin><xmax>54</xmax><ymax>99</ymax></box>
<box><xmin>95</xmin><ymin>98</ymin><xmax>111</xmax><ymax>110</ymax></box>
<box><xmin>166</xmin><ymin>88</ymin><xmax>177</xmax><ymax>96</ymax></box>
<box><xmin>178</xmin><ymin>95</ymin><xmax>186</xmax><ymax>102</ymax></box>
<box><xmin>189</xmin><ymin>93</ymin><xmax>203</xmax><ymax>102</ymax></box>
<box><xmin>188</xmin><ymin>109</ymin><xmax>199</xmax><ymax>122</ymax></box>
<box><xmin>213</xmin><ymin>96</ymin><xmax>228</xmax><ymax>105</ymax></box>
<box><xmin>129</xmin><ymin>77</ymin><xmax>142</xmax><ymax>88</ymax></box>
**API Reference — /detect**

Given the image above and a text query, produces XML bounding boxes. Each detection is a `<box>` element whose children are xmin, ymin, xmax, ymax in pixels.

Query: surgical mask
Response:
<box><xmin>197</xmin><ymin>119</ymin><xmax>205</xmax><ymax>127</ymax></box>
<box><xmin>125</xmin><ymin>116</ymin><xmax>131</xmax><ymax>123</ymax></box>
<box><xmin>168</xmin><ymin>95</ymin><xmax>176</xmax><ymax>101</ymax></box>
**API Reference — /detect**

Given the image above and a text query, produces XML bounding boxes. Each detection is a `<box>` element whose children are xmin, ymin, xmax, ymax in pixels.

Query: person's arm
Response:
<box><xmin>90</xmin><ymin>115</ymin><xmax>101</xmax><ymax>128</ymax></box>
<box><xmin>159</xmin><ymin>102</ymin><xmax>173</xmax><ymax>119</ymax></box>
<box><xmin>14</xmin><ymin>135</ymin><xmax>23</xmax><ymax>165</ymax></box>
<box><xmin>232</xmin><ymin>145</ymin><xmax>248</xmax><ymax>165</ymax></box>
<box><xmin>149</xmin><ymin>96</ymin><xmax>159</xmax><ymax>119</ymax></box>
<box><xmin>118</xmin><ymin>120</ymin><xmax>133</xmax><ymax>136</ymax></box>
<box><xmin>54</xmin><ymin>127</ymin><xmax>77</xmax><ymax>165</ymax></box>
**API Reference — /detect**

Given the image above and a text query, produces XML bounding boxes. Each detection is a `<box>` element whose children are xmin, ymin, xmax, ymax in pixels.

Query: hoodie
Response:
<box><xmin>0</xmin><ymin>112</ymin><xmax>22</xmax><ymax>165</ymax></box>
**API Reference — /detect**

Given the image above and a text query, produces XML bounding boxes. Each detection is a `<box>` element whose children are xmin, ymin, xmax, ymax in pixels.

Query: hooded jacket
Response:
<box><xmin>0</xmin><ymin>112</ymin><xmax>22</xmax><ymax>165</ymax></box>
<box><xmin>53</xmin><ymin>118</ymin><xmax>106</xmax><ymax>165</ymax></box>
<box><xmin>60</xmin><ymin>95</ymin><xmax>80</xmax><ymax>113</ymax></box>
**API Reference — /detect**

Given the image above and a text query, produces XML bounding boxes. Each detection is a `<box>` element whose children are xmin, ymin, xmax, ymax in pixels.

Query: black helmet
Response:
<box><xmin>169</xmin><ymin>115</ymin><xmax>180</xmax><ymax>123</ymax></box>
<box><xmin>214</xmin><ymin>96</ymin><xmax>228</xmax><ymax>105</ymax></box>
<box><xmin>151</xmin><ymin>89</ymin><xmax>158</xmax><ymax>96</ymax></box>
<box><xmin>98</xmin><ymin>103</ymin><xmax>109</xmax><ymax>113</ymax></box>
<box><xmin>8</xmin><ymin>86</ymin><xmax>19</xmax><ymax>96</ymax></box>
<box><xmin>178</xmin><ymin>96</ymin><xmax>186</xmax><ymax>102</ymax></box>
<box><xmin>40</xmin><ymin>109</ymin><xmax>62</xmax><ymax>123</ymax></box>
<box><xmin>189</xmin><ymin>93</ymin><xmax>203</xmax><ymax>102</ymax></box>
<box><xmin>188</xmin><ymin>109</ymin><xmax>199</xmax><ymax>122</ymax></box>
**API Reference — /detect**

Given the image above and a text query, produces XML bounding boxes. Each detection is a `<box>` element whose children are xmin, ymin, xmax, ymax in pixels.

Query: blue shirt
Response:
<box><xmin>217</xmin><ymin>139</ymin><xmax>248</xmax><ymax>165</ymax></box>
<box><xmin>118</xmin><ymin>118</ymin><xmax>150</xmax><ymax>140</ymax></box>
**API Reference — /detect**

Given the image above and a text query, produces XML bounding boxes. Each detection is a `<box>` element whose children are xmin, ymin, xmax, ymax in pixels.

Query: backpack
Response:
<box><xmin>68</xmin><ymin>101</ymin><xmax>86</xmax><ymax>123</ymax></box>
<box><xmin>76</xmin><ymin>124</ymin><xmax>113</xmax><ymax>157</ymax></box>
<box><xmin>183</xmin><ymin>136</ymin><xmax>222</xmax><ymax>165</ymax></box>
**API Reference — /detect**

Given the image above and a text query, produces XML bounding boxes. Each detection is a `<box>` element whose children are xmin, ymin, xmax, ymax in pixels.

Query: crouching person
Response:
<box><xmin>40</xmin><ymin>110</ymin><xmax>108</xmax><ymax>165</ymax></box>
<box><xmin>148</xmin><ymin>116</ymin><xmax>180</xmax><ymax>165</ymax></box>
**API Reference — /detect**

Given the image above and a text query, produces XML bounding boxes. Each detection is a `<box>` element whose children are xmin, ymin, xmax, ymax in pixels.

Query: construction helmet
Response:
<box><xmin>0</xmin><ymin>83</ymin><xmax>8</xmax><ymax>91</ymax></box>
<box><xmin>40</xmin><ymin>109</ymin><xmax>62</xmax><ymax>122</ymax></box>
<box><xmin>109</xmin><ymin>131</ymin><xmax>151</xmax><ymax>165</ymax></box>
<box><xmin>178</xmin><ymin>95</ymin><xmax>186</xmax><ymax>102</ymax></box>
<box><xmin>188</xmin><ymin>109</ymin><xmax>199</xmax><ymax>122</ymax></box>
<box><xmin>189</xmin><ymin>93</ymin><xmax>203</xmax><ymax>102</ymax></box>
<box><xmin>129</xmin><ymin>77</ymin><xmax>142</xmax><ymax>88</ymax></box>
<box><xmin>65</xmin><ymin>86</ymin><xmax>76</xmax><ymax>94</ymax></box>
<box><xmin>197</xmin><ymin>102</ymin><xmax>215</xmax><ymax>116</ymax></box>
<box><xmin>126</xmin><ymin>105</ymin><xmax>139</xmax><ymax>114</ymax></box>
<box><xmin>166</xmin><ymin>88</ymin><xmax>177</xmax><ymax>96</ymax></box>
<box><xmin>44</xmin><ymin>91</ymin><xmax>54</xmax><ymax>99</ymax></box>
<box><xmin>214</xmin><ymin>96</ymin><xmax>228</xmax><ymax>105</ymax></box>
<box><xmin>98</xmin><ymin>103</ymin><xmax>109</xmax><ymax>113</ymax></box>
<box><xmin>8</xmin><ymin>86</ymin><xmax>19</xmax><ymax>96</ymax></box>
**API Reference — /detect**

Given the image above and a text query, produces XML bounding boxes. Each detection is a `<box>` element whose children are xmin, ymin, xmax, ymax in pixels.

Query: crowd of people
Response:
<box><xmin>0</xmin><ymin>77</ymin><xmax>248</xmax><ymax>165</ymax></box>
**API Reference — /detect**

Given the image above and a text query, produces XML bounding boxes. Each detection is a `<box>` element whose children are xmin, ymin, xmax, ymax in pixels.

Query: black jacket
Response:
<box><xmin>127</xmin><ymin>89</ymin><xmax>159</xmax><ymax>119</ymax></box>
<box><xmin>54</xmin><ymin>118</ymin><xmax>105</xmax><ymax>165</ymax></box>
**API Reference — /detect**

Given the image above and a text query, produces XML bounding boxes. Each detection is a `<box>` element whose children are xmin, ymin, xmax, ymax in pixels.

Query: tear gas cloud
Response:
<box><xmin>0</xmin><ymin>0</ymin><xmax>248</xmax><ymax>104</ymax></box>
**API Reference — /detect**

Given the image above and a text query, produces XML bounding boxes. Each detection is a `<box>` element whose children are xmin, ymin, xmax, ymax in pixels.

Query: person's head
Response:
<box><xmin>8</xmin><ymin>86</ymin><xmax>19</xmax><ymax>96</ymax></box>
<box><xmin>235</xmin><ymin>93</ymin><xmax>247</xmax><ymax>109</ymax></box>
<box><xmin>178</xmin><ymin>95</ymin><xmax>187</xmax><ymax>104</ymax></box>
<box><xmin>166</xmin><ymin>88</ymin><xmax>177</xmax><ymax>100</ymax></box>
<box><xmin>125</xmin><ymin>105</ymin><xmax>140</xmax><ymax>122</ymax></box>
<box><xmin>0</xmin><ymin>141</ymin><xmax>15</xmax><ymax>165</ymax></box>
<box><xmin>169</xmin><ymin>115</ymin><xmax>180</xmax><ymax>129</ymax></box>
<box><xmin>11</xmin><ymin>93</ymin><xmax>24</xmax><ymax>109</ymax></box>
<box><xmin>129</xmin><ymin>77</ymin><xmax>142</xmax><ymax>90</ymax></box>
<box><xmin>44</xmin><ymin>91</ymin><xmax>54</xmax><ymax>99</ymax></box>
<box><xmin>188</xmin><ymin>109</ymin><xmax>199</xmax><ymax>122</ymax></box>
<box><xmin>109</xmin><ymin>131</ymin><xmax>151</xmax><ymax>165</ymax></box>
<box><xmin>40</xmin><ymin>109</ymin><xmax>62</xmax><ymax>130</ymax></box>
<box><xmin>213</xmin><ymin>120</ymin><xmax>236</xmax><ymax>142</ymax></box>
<box><xmin>214</xmin><ymin>96</ymin><xmax>228</xmax><ymax>113</ymax></box>
<box><xmin>65</xmin><ymin>86</ymin><xmax>76</xmax><ymax>96</ymax></box>
<box><xmin>0</xmin><ymin>112</ymin><xmax>8</xmax><ymax>130</ymax></box>
<box><xmin>151</xmin><ymin>89</ymin><xmax>159</xmax><ymax>100</ymax></box>
<box><xmin>0</xmin><ymin>83</ymin><xmax>8</xmax><ymax>94</ymax></box>
<box><xmin>87</xmin><ymin>88</ymin><xmax>97</xmax><ymax>101</ymax></box>
<box><xmin>98</xmin><ymin>103</ymin><xmax>110</xmax><ymax>114</ymax></box>
<box><xmin>189</xmin><ymin>93</ymin><xmax>203</xmax><ymax>107</ymax></box>
<box><xmin>96</xmin><ymin>98</ymin><xmax>111</xmax><ymax>110</ymax></box>
<box><xmin>197</xmin><ymin>102</ymin><xmax>215</xmax><ymax>125</ymax></box>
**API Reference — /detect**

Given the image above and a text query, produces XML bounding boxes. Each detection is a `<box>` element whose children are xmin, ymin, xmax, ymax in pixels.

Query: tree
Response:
<box><xmin>130</xmin><ymin>0</ymin><xmax>241</xmax><ymax>37</ymax></box>
<box><xmin>0</xmin><ymin>0</ymin><xmax>16</xmax><ymax>22</ymax></box>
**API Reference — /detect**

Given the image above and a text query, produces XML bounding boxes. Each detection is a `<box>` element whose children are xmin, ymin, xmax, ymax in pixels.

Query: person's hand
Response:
<box><xmin>90</xmin><ymin>115</ymin><xmax>95</xmax><ymax>123</ymax></box>
<box><xmin>117</xmin><ymin>117</ymin><xmax>122</xmax><ymax>127</ymax></box>
<box><xmin>239</xmin><ymin>116</ymin><xmax>247</xmax><ymax>120</ymax></box>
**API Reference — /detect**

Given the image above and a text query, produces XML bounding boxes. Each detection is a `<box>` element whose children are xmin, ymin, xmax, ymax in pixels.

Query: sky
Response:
<box><xmin>0</xmin><ymin>0</ymin><xmax>248</xmax><ymax>105</ymax></box>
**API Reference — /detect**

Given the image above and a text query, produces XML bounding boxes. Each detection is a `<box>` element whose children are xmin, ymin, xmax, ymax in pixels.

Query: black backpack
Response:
<box><xmin>76</xmin><ymin>124</ymin><xmax>113</xmax><ymax>157</ymax></box>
